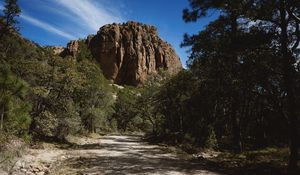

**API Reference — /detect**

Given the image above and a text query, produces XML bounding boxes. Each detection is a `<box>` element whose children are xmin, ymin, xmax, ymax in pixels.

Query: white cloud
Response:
<box><xmin>54</xmin><ymin>0</ymin><xmax>124</xmax><ymax>32</ymax></box>
<box><xmin>0</xmin><ymin>0</ymin><xmax>126</xmax><ymax>45</ymax></box>
<box><xmin>21</xmin><ymin>14</ymin><xmax>77</xmax><ymax>40</ymax></box>
<box><xmin>18</xmin><ymin>0</ymin><xmax>124</xmax><ymax>40</ymax></box>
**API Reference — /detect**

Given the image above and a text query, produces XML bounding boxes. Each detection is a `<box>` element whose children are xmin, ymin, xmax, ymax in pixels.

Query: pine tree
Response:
<box><xmin>0</xmin><ymin>0</ymin><xmax>21</xmax><ymax>36</ymax></box>
<box><xmin>0</xmin><ymin>64</ymin><xmax>31</xmax><ymax>136</ymax></box>
<box><xmin>246</xmin><ymin>0</ymin><xmax>300</xmax><ymax>172</ymax></box>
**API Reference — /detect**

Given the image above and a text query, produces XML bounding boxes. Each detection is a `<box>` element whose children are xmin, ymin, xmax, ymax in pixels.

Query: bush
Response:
<box><xmin>204</xmin><ymin>125</ymin><xmax>218</xmax><ymax>149</ymax></box>
<box><xmin>34</xmin><ymin>111</ymin><xmax>58</xmax><ymax>137</ymax></box>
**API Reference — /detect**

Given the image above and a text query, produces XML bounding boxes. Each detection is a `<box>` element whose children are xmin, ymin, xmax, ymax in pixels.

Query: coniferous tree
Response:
<box><xmin>244</xmin><ymin>0</ymin><xmax>300</xmax><ymax>172</ymax></box>
<box><xmin>0</xmin><ymin>0</ymin><xmax>21</xmax><ymax>36</ymax></box>
<box><xmin>182</xmin><ymin>0</ymin><xmax>299</xmax><ymax>172</ymax></box>
<box><xmin>183</xmin><ymin>0</ymin><xmax>253</xmax><ymax>152</ymax></box>
<box><xmin>0</xmin><ymin>64</ymin><xmax>31</xmax><ymax>136</ymax></box>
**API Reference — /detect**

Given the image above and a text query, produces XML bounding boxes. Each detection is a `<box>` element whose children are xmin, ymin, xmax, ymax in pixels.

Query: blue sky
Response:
<box><xmin>0</xmin><ymin>0</ymin><xmax>217</xmax><ymax>66</ymax></box>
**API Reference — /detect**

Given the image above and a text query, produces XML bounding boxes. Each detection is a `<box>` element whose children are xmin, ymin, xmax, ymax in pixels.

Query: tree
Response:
<box><xmin>113</xmin><ymin>87</ymin><xmax>138</xmax><ymax>132</ymax></box>
<box><xmin>246</xmin><ymin>0</ymin><xmax>300</xmax><ymax>172</ymax></box>
<box><xmin>0</xmin><ymin>64</ymin><xmax>31</xmax><ymax>136</ymax></box>
<box><xmin>36</xmin><ymin>57</ymin><xmax>84</xmax><ymax>139</ymax></box>
<box><xmin>0</xmin><ymin>27</ymin><xmax>116</xmax><ymax>139</ymax></box>
<box><xmin>0</xmin><ymin>0</ymin><xmax>21</xmax><ymax>35</ymax></box>
<box><xmin>136</xmin><ymin>70</ymin><xmax>169</xmax><ymax>135</ymax></box>
<box><xmin>76</xmin><ymin>60</ymin><xmax>114</xmax><ymax>133</ymax></box>
<box><xmin>183</xmin><ymin>0</ymin><xmax>254</xmax><ymax>152</ymax></box>
<box><xmin>182</xmin><ymin>0</ymin><xmax>299</xmax><ymax>172</ymax></box>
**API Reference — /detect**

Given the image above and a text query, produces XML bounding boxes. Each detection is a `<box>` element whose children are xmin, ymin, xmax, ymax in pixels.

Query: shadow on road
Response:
<box><xmin>56</xmin><ymin>135</ymin><xmax>221</xmax><ymax>175</ymax></box>
<box><xmin>54</xmin><ymin>135</ymin><xmax>290</xmax><ymax>175</ymax></box>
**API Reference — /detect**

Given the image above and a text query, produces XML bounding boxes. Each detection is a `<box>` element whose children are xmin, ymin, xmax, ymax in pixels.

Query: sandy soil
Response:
<box><xmin>8</xmin><ymin>135</ymin><xmax>222</xmax><ymax>175</ymax></box>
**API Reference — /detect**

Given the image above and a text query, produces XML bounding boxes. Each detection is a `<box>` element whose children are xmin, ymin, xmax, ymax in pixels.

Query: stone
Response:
<box><xmin>44</xmin><ymin>46</ymin><xmax>65</xmax><ymax>56</ymax></box>
<box><xmin>36</xmin><ymin>172</ymin><xmax>45</xmax><ymax>175</ymax></box>
<box><xmin>66</xmin><ymin>40</ymin><xmax>80</xmax><ymax>57</ymax></box>
<box><xmin>32</xmin><ymin>167</ymin><xmax>39</xmax><ymax>172</ymax></box>
<box><xmin>62</xmin><ymin>21</ymin><xmax>182</xmax><ymax>86</ymax></box>
<box><xmin>15</xmin><ymin>160</ymin><xmax>25</xmax><ymax>169</ymax></box>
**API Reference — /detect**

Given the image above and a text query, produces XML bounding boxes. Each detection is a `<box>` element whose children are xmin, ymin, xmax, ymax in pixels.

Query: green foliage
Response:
<box><xmin>34</xmin><ymin>111</ymin><xmax>58</xmax><ymax>137</ymax></box>
<box><xmin>0</xmin><ymin>0</ymin><xmax>21</xmax><ymax>38</ymax></box>
<box><xmin>76</xmin><ymin>60</ymin><xmax>114</xmax><ymax>133</ymax></box>
<box><xmin>176</xmin><ymin>0</ymin><xmax>289</xmax><ymax>151</ymax></box>
<box><xmin>135</xmin><ymin>70</ymin><xmax>170</xmax><ymax>134</ymax></box>
<box><xmin>204</xmin><ymin>125</ymin><xmax>218</xmax><ymax>149</ymax></box>
<box><xmin>0</xmin><ymin>1</ymin><xmax>299</xmax><ymax>172</ymax></box>
<box><xmin>6</xmin><ymin>98</ymin><xmax>31</xmax><ymax>135</ymax></box>
<box><xmin>112</xmin><ymin>87</ymin><xmax>139</xmax><ymax>132</ymax></box>
<box><xmin>184</xmin><ymin>1</ymin><xmax>300</xmax><ymax>172</ymax></box>
<box><xmin>76</xmin><ymin>41</ymin><xmax>92</xmax><ymax>61</ymax></box>
<box><xmin>0</xmin><ymin>64</ymin><xmax>31</xmax><ymax>137</ymax></box>
<box><xmin>137</xmin><ymin>5</ymin><xmax>300</xmax><ymax>170</ymax></box>
<box><xmin>111</xmin><ymin>71</ymin><xmax>172</xmax><ymax>133</ymax></box>
<box><xmin>29</xmin><ymin>58</ymin><xmax>84</xmax><ymax>138</ymax></box>
<box><xmin>0</xmin><ymin>30</ymin><xmax>115</xmax><ymax>140</ymax></box>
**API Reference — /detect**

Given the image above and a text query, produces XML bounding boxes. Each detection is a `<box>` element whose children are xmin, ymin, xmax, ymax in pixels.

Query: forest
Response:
<box><xmin>0</xmin><ymin>0</ymin><xmax>299</xmax><ymax>174</ymax></box>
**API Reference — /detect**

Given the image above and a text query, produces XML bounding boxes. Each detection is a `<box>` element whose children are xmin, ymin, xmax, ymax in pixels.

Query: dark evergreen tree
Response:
<box><xmin>181</xmin><ymin>0</ymin><xmax>299</xmax><ymax>171</ymax></box>
<box><xmin>0</xmin><ymin>0</ymin><xmax>21</xmax><ymax>36</ymax></box>
<box><xmin>246</xmin><ymin>0</ymin><xmax>300</xmax><ymax>172</ymax></box>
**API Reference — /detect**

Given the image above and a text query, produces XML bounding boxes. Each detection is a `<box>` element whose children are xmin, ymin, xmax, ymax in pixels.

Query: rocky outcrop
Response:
<box><xmin>44</xmin><ymin>46</ymin><xmax>65</xmax><ymax>56</ymax></box>
<box><xmin>64</xmin><ymin>21</ymin><xmax>182</xmax><ymax>86</ymax></box>
<box><xmin>66</xmin><ymin>40</ymin><xmax>80</xmax><ymax>57</ymax></box>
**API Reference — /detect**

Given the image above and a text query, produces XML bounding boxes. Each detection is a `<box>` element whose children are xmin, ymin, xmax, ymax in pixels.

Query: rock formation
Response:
<box><xmin>44</xmin><ymin>46</ymin><xmax>65</xmax><ymax>56</ymax></box>
<box><xmin>62</xmin><ymin>21</ymin><xmax>182</xmax><ymax>86</ymax></box>
<box><xmin>66</xmin><ymin>40</ymin><xmax>79</xmax><ymax>57</ymax></box>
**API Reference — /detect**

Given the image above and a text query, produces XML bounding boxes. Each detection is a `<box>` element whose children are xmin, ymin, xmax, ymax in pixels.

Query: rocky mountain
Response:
<box><xmin>56</xmin><ymin>21</ymin><xmax>182</xmax><ymax>86</ymax></box>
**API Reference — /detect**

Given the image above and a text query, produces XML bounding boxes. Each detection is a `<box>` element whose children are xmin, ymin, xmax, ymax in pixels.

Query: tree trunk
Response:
<box><xmin>231</xmin><ymin>103</ymin><xmax>243</xmax><ymax>152</ymax></box>
<box><xmin>279</xmin><ymin>1</ymin><xmax>299</xmax><ymax>172</ymax></box>
<box><xmin>229</xmin><ymin>10</ymin><xmax>243</xmax><ymax>153</ymax></box>
<box><xmin>0</xmin><ymin>105</ymin><xmax>4</xmax><ymax>130</ymax></box>
<box><xmin>90</xmin><ymin>117</ymin><xmax>94</xmax><ymax>133</ymax></box>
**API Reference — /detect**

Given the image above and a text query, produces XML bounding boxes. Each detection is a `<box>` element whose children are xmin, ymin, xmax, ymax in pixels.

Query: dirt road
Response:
<box><xmin>10</xmin><ymin>135</ymin><xmax>221</xmax><ymax>175</ymax></box>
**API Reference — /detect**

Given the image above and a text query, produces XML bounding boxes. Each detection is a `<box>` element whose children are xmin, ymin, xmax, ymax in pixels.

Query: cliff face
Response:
<box><xmin>63</xmin><ymin>21</ymin><xmax>182</xmax><ymax>86</ymax></box>
<box><xmin>44</xmin><ymin>46</ymin><xmax>65</xmax><ymax>55</ymax></box>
